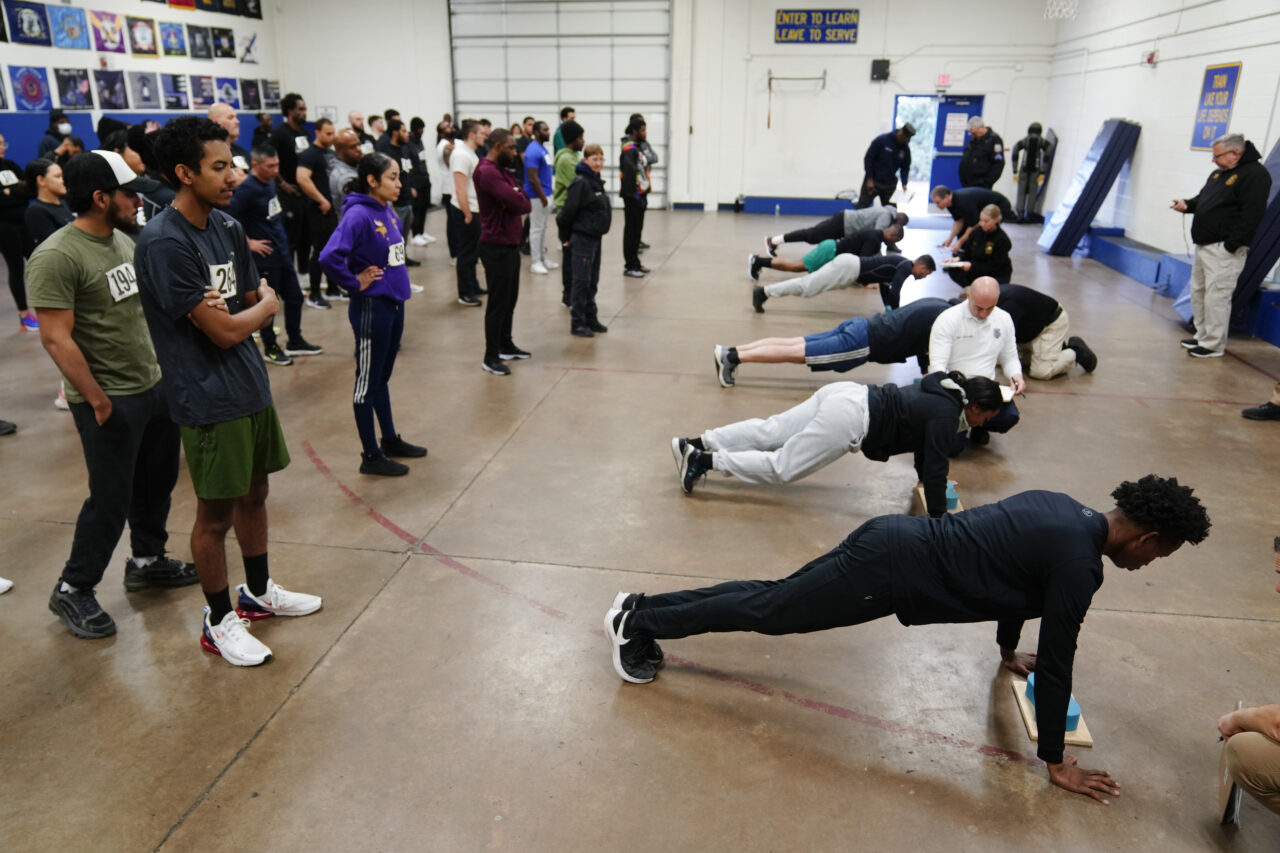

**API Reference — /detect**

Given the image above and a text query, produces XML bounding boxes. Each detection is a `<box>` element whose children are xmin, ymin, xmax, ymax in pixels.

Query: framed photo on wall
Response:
<box><xmin>6</xmin><ymin>2</ymin><xmax>52</xmax><ymax>46</ymax></box>
<box><xmin>88</xmin><ymin>10</ymin><xmax>126</xmax><ymax>54</ymax></box>
<box><xmin>127</xmin><ymin>16</ymin><xmax>159</xmax><ymax>57</ymax></box>
<box><xmin>94</xmin><ymin>69</ymin><xmax>128</xmax><ymax>110</ymax></box>
<box><xmin>9</xmin><ymin>66</ymin><xmax>52</xmax><ymax>111</ymax></box>
<box><xmin>159</xmin><ymin>22</ymin><xmax>186</xmax><ymax>56</ymax></box>
<box><xmin>162</xmin><ymin>73</ymin><xmax>189</xmax><ymax>110</ymax></box>
<box><xmin>129</xmin><ymin>71</ymin><xmax>162</xmax><ymax>109</ymax></box>
<box><xmin>215</xmin><ymin>77</ymin><xmax>240</xmax><ymax>109</ymax></box>
<box><xmin>211</xmin><ymin>27</ymin><xmax>234</xmax><ymax>58</ymax></box>
<box><xmin>261</xmin><ymin>79</ymin><xmax>280</xmax><ymax>110</ymax></box>
<box><xmin>188</xmin><ymin>24</ymin><xmax>212</xmax><ymax>59</ymax></box>
<box><xmin>190</xmin><ymin>74</ymin><xmax>215</xmax><ymax>107</ymax></box>
<box><xmin>49</xmin><ymin>7</ymin><xmax>90</xmax><ymax>50</ymax></box>
<box><xmin>240</xmin><ymin>78</ymin><xmax>261</xmax><ymax>110</ymax></box>
<box><xmin>54</xmin><ymin>68</ymin><xmax>94</xmax><ymax>110</ymax></box>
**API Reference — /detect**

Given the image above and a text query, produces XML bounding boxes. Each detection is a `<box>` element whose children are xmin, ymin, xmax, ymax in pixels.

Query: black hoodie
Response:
<box><xmin>1185</xmin><ymin>140</ymin><xmax>1272</xmax><ymax>251</ymax></box>
<box><xmin>861</xmin><ymin>373</ymin><xmax>965</xmax><ymax>517</ymax></box>
<box><xmin>558</xmin><ymin>160</ymin><xmax>612</xmax><ymax>238</ymax></box>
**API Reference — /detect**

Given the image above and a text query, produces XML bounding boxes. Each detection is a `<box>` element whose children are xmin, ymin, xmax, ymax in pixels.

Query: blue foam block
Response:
<box><xmin>1254</xmin><ymin>294</ymin><xmax>1280</xmax><ymax>347</ymax></box>
<box><xmin>1025</xmin><ymin>673</ymin><xmax>1082</xmax><ymax>732</ymax></box>
<box><xmin>1089</xmin><ymin>235</ymin><xmax>1163</xmax><ymax>285</ymax></box>
<box><xmin>1157</xmin><ymin>253</ymin><xmax>1193</xmax><ymax>298</ymax></box>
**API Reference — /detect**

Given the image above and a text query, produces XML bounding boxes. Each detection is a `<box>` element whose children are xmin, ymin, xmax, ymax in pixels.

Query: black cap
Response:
<box><xmin>63</xmin><ymin>150</ymin><xmax>146</xmax><ymax>199</ymax></box>
<box><xmin>899</xmin><ymin>122</ymin><xmax>917</xmax><ymax>138</ymax></box>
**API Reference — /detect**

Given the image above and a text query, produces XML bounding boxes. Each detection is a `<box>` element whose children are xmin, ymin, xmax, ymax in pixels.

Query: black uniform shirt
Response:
<box><xmin>997</xmin><ymin>284</ymin><xmax>1062</xmax><ymax>342</ymax></box>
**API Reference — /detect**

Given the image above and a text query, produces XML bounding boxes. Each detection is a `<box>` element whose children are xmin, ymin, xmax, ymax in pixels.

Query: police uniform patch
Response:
<box><xmin>1226</xmin><ymin>174</ymin><xmax>1238</xmax><ymax>186</ymax></box>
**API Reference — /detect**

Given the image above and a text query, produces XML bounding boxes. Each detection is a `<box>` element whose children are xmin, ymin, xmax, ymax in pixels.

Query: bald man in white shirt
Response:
<box><xmin>928</xmin><ymin>277</ymin><xmax>1024</xmax><ymax>446</ymax></box>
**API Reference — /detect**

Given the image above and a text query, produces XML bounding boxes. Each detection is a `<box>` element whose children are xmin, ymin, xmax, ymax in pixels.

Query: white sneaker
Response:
<box><xmin>235</xmin><ymin>579</ymin><xmax>323</xmax><ymax>620</ymax></box>
<box><xmin>531</xmin><ymin>263</ymin><xmax>549</xmax><ymax>275</ymax></box>
<box><xmin>409</xmin><ymin>283</ymin><xmax>425</xmax><ymax>293</ymax></box>
<box><xmin>411</xmin><ymin>234</ymin><xmax>430</xmax><ymax>247</ymax></box>
<box><xmin>422</xmin><ymin>232</ymin><xmax>437</xmax><ymax>244</ymax></box>
<box><xmin>0</xmin><ymin>576</ymin><xmax>13</xmax><ymax>594</ymax></box>
<box><xmin>54</xmin><ymin>387</ymin><xmax>70</xmax><ymax>411</ymax></box>
<box><xmin>544</xmin><ymin>259</ymin><xmax>560</xmax><ymax>270</ymax></box>
<box><xmin>201</xmin><ymin>607</ymin><xmax>272</xmax><ymax>666</ymax></box>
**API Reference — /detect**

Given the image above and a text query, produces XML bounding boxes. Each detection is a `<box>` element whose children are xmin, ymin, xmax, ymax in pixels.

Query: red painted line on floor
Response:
<box><xmin>300</xmin><ymin>441</ymin><xmax>419</xmax><ymax>546</ymax></box>
<box><xmin>304</xmin><ymin>442</ymin><xmax>1040</xmax><ymax>769</ymax></box>
<box><xmin>1133</xmin><ymin>397</ymin><xmax>1149</xmax><ymax>408</ymax></box>
<box><xmin>1226</xmin><ymin>350</ymin><xmax>1280</xmax><ymax>383</ymax></box>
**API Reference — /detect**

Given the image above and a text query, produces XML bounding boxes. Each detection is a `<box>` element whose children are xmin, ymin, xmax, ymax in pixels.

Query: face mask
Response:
<box><xmin>57</xmin><ymin>122</ymin><xmax>72</xmax><ymax>135</ymax></box>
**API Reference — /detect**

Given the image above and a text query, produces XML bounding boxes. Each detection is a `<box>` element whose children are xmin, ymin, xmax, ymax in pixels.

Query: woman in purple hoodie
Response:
<box><xmin>319</xmin><ymin>152</ymin><xmax>427</xmax><ymax>477</ymax></box>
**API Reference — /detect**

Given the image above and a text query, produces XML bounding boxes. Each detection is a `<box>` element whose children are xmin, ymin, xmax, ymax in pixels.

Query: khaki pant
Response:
<box><xmin>1190</xmin><ymin>241</ymin><xmax>1247</xmax><ymax>354</ymax></box>
<box><xmin>1225</xmin><ymin>731</ymin><xmax>1280</xmax><ymax>815</ymax></box>
<box><xmin>1026</xmin><ymin>309</ymin><xmax>1075</xmax><ymax>380</ymax></box>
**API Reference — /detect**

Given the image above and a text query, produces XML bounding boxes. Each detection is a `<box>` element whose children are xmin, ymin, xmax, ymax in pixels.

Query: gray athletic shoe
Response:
<box><xmin>49</xmin><ymin>582</ymin><xmax>117</xmax><ymax>639</ymax></box>
<box><xmin>714</xmin><ymin>345</ymin><xmax>736</xmax><ymax>388</ymax></box>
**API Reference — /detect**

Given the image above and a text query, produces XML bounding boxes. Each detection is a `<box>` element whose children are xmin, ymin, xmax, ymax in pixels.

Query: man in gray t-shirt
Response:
<box><xmin>763</xmin><ymin>205</ymin><xmax>906</xmax><ymax>255</ymax></box>
<box><xmin>27</xmin><ymin>150</ymin><xmax>199</xmax><ymax>641</ymax></box>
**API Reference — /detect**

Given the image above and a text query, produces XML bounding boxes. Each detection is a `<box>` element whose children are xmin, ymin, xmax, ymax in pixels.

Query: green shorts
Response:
<box><xmin>180</xmin><ymin>404</ymin><xmax>291</xmax><ymax>500</ymax></box>
<box><xmin>803</xmin><ymin>239</ymin><xmax>837</xmax><ymax>272</ymax></box>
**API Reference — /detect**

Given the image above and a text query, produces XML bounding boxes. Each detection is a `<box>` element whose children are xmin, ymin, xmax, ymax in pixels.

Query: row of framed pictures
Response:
<box><xmin>3</xmin><ymin>2</ymin><xmax>260</xmax><ymax>63</ymax></box>
<box><xmin>4</xmin><ymin>65</ymin><xmax>280</xmax><ymax>112</ymax></box>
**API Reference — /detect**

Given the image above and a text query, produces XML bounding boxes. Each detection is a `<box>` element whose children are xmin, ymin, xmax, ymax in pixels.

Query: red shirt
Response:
<box><xmin>474</xmin><ymin>157</ymin><xmax>531</xmax><ymax>246</ymax></box>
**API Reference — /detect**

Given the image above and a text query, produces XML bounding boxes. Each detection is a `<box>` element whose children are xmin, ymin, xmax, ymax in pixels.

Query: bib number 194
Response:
<box><xmin>105</xmin><ymin>262</ymin><xmax>139</xmax><ymax>302</ymax></box>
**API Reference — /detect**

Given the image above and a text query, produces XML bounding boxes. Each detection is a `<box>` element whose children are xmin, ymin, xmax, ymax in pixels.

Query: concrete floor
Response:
<box><xmin>1</xmin><ymin>208</ymin><xmax>1279</xmax><ymax>852</ymax></box>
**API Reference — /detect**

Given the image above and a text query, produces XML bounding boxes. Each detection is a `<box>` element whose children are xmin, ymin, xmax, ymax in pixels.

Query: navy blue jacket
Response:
<box><xmin>863</xmin><ymin>131</ymin><xmax>911</xmax><ymax>185</ymax></box>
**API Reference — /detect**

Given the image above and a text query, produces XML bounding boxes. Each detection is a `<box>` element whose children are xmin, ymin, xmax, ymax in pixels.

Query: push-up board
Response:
<box><xmin>1011</xmin><ymin>678</ymin><xmax>1094</xmax><ymax>748</ymax></box>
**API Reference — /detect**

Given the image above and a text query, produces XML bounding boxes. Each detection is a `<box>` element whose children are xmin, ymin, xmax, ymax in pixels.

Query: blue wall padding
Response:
<box><xmin>1089</xmin><ymin>234</ymin><xmax>1162</xmax><ymax>284</ymax></box>
<box><xmin>1255</xmin><ymin>295</ymin><xmax>1280</xmax><ymax>346</ymax></box>
<box><xmin>1172</xmin><ymin>286</ymin><xmax>1193</xmax><ymax>323</ymax></box>
<box><xmin>1038</xmin><ymin>119</ymin><xmax>1142</xmax><ymax>257</ymax></box>
<box><xmin>1157</xmin><ymin>253</ymin><xmax>1193</xmax><ymax>298</ymax></box>
<box><xmin>1</xmin><ymin>113</ymin><xmax>97</xmax><ymax>164</ymax></box>
<box><xmin>1231</xmin><ymin>137</ymin><xmax>1280</xmax><ymax>331</ymax></box>
<box><xmin>743</xmin><ymin>196</ymin><xmax>853</xmax><ymax>216</ymax></box>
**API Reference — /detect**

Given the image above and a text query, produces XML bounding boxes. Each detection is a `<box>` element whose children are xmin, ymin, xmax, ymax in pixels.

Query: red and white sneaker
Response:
<box><xmin>235</xmin><ymin>579</ymin><xmax>322</xmax><ymax>621</ymax></box>
<box><xmin>200</xmin><ymin>607</ymin><xmax>272</xmax><ymax>666</ymax></box>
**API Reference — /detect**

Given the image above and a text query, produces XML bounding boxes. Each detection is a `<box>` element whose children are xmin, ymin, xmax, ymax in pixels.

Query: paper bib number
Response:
<box><xmin>267</xmin><ymin>196</ymin><xmax>282</xmax><ymax>218</ymax></box>
<box><xmin>294</xmin><ymin>136</ymin><xmax>309</xmax><ymax>153</ymax></box>
<box><xmin>233</xmin><ymin>155</ymin><xmax>249</xmax><ymax>170</ymax></box>
<box><xmin>105</xmin><ymin>263</ymin><xmax>139</xmax><ymax>302</ymax></box>
<box><xmin>387</xmin><ymin>242</ymin><xmax>406</xmax><ymax>267</ymax></box>
<box><xmin>401</xmin><ymin>158</ymin><xmax>413</xmax><ymax>174</ymax></box>
<box><xmin>0</xmin><ymin>170</ymin><xmax>17</xmax><ymax>187</ymax></box>
<box><xmin>361</xmin><ymin>141</ymin><xmax>374</xmax><ymax>155</ymax></box>
<box><xmin>209</xmin><ymin>261</ymin><xmax>237</xmax><ymax>298</ymax></box>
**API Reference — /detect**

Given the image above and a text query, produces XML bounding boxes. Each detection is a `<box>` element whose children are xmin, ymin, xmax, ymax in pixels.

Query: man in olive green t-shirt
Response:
<box><xmin>27</xmin><ymin>150</ymin><xmax>199</xmax><ymax>641</ymax></box>
<box><xmin>553</xmin><ymin>120</ymin><xmax>584</xmax><ymax>306</ymax></box>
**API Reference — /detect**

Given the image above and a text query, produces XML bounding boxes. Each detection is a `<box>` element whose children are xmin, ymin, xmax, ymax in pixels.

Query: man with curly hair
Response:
<box><xmin>604</xmin><ymin>475</ymin><xmax>1210</xmax><ymax>805</ymax></box>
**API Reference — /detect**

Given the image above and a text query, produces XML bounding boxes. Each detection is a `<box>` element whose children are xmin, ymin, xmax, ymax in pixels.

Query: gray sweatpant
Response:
<box><xmin>702</xmin><ymin>382</ymin><xmax>870</xmax><ymax>484</ymax></box>
<box><xmin>763</xmin><ymin>254</ymin><xmax>861</xmax><ymax>300</ymax></box>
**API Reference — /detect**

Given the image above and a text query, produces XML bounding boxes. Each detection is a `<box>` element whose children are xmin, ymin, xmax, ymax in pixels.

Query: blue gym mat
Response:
<box><xmin>1231</xmin><ymin>137</ymin><xmax>1280</xmax><ymax>332</ymax></box>
<box><xmin>1037</xmin><ymin>119</ymin><xmax>1142</xmax><ymax>257</ymax></box>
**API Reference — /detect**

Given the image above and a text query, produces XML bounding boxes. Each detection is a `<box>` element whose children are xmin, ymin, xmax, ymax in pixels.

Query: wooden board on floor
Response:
<box><xmin>912</xmin><ymin>484</ymin><xmax>963</xmax><ymax>515</ymax></box>
<box><xmin>1011</xmin><ymin>679</ymin><xmax>1094</xmax><ymax>748</ymax></box>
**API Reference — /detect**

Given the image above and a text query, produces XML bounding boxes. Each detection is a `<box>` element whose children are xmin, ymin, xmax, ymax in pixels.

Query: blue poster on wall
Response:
<box><xmin>9</xmin><ymin>65</ymin><xmax>52</xmax><ymax>111</ymax></box>
<box><xmin>49</xmin><ymin>6</ymin><xmax>89</xmax><ymax>49</ymax></box>
<box><xmin>215</xmin><ymin>77</ymin><xmax>240</xmax><ymax>109</ymax></box>
<box><xmin>6</xmin><ymin>1</ymin><xmax>52</xmax><ymax>46</ymax></box>
<box><xmin>1191</xmin><ymin>62</ymin><xmax>1241</xmax><ymax>151</ymax></box>
<box><xmin>774</xmin><ymin>9</ymin><xmax>858</xmax><ymax>43</ymax></box>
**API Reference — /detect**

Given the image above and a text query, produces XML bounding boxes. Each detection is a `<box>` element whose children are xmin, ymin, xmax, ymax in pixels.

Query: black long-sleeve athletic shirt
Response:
<box><xmin>883</xmin><ymin>490</ymin><xmax>1109</xmax><ymax>763</ymax></box>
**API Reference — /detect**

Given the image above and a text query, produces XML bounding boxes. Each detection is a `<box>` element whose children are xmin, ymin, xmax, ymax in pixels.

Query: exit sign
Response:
<box><xmin>936</xmin><ymin>73</ymin><xmax>952</xmax><ymax>87</ymax></box>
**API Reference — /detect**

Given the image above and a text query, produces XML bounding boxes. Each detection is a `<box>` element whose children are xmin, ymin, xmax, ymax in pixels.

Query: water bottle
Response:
<box><xmin>945</xmin><ymin>481</ymin><xmax>958</xmax><ymax>511</ymax></box>
<box><xmin>775</xmin><ymin>204</ymin><xmax>781</xmax><ymax>216</ymax></box>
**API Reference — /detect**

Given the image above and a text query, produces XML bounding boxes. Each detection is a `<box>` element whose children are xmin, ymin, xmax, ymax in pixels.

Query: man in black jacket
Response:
<box><xmin>605</xmin><ymin>475</ymin><xmax>1211</xmax><ymax>805</ymax></box>
<box><xmin>620</xmin><ymin>118</ymin><xmax>651</xmax><ymax>277</ymax></box>
<box><xmin>993</xmin><ymin>283</ymin><xmax>1096</xmax><ymax>378</ymax></box>
<box><xmin>932</xmin><ymin>185</ymin><xmax>1013</xmax><ymax>250</ymax></box>
<box><xmin>557</xmin><ymin>144</ymin><xmax>612</xmax><ymax>336</ymax></box>
<box><xmin>958</xmin><ymin>116</ymin><xmax>1004</xmax><ymax>189</ymax></box>
<box><xmin>375</xmin><ymin>119</ymin><xmax>423</xmax><ymax>268</ymax></box>
<box><xmin>711</xmin><ymin>297</ymin><xmax>953</xmax><ymax>387</ymax></box>
<box><xmin>860</xmin><ymin>124</ymin><xmax>915</xmax><ymax>208</ymax></box>
<box><xmin>1172</xmin><ymin>133</ymin><xmax>1271</xmax><ymax>358</ymax></box>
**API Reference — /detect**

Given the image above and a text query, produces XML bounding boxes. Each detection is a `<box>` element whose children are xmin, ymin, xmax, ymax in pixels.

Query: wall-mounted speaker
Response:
<box><xmin>871</xmin><ymin>59</ymin><xmax>890</xmax><ymax>81</ymax></box>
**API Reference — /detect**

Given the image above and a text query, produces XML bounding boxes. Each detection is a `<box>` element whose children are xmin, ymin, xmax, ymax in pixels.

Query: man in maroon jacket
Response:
<box><xmin>474</xmin><ymin>129</ymin><xmax>533</xmax><ymax>375</ymax></box>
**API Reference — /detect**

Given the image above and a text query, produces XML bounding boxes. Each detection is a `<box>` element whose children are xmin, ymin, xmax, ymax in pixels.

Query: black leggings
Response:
<box><xmin>0</xmin><ymin>220</ymin><xmax>27</xmax><ymax>312</ymax></box>
<box><xmin>628</xmin><ymin>519</ymin><xmax>896</xmax><ymax>640</ymax></box>
<box><xmin>783</xmin><ymin>213</ymin><xmax>844</xmax><ymax>245</ymax></box>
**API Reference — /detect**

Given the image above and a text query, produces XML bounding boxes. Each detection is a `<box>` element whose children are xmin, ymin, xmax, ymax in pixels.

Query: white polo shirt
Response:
<box><xmin>449</xmin><ymin>143</ymin><xmax>480</xmax><ymax>213</ymax></box>
<box><xmin>928</xmin><ymin>301</ymin><xmax>1021</xmax><ymax>380</ymax></box>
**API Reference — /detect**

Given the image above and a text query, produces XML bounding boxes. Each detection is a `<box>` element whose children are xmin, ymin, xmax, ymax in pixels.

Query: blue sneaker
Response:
<box><xmin>20</xmin><ymin>314</ymin><xmax>38</xmax><ymax>331</ymax></box>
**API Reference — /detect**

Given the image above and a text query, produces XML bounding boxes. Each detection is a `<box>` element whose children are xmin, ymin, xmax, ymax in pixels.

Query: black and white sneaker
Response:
<box><xmin>325</xmin><ymin>288</ymin><xmax>349</xmax><ymax>302</ymax></box>
<box><xmin>624</xmin><ymin>268</ymin><xmax>646</xmax><ymax>278</ymax></box>
<box><xmin>714</xmin><ymin>344</ymin><xmax>736</xmax><ymax>388</ymax></box>
<box><xmin>48</xmin><ymin>582</ymin><xmax>117</xmax><ymax>639</ymax></box>
<box><xmin>305</xmin><ymin>295</ymin><xmax>331</xmax><ymax>310</ymax></box>
<box><xmin>482</xmin><ymin>359</ymin><xmax>511</xmax><ymax>376</ymax></box>
<box><xmin>612</xmin><ymin>591</ymin><xmax>663</xmax><ymax>665</ymax></box>
<box><xmin>499</xmin><ymin>345</ymin><xmax>531</xmax><ymax>360</ymax></box>
<box><xmin>123</xmin><ymin>556</ymin><xmax>199</xmax><ymax>592</ymax></box>
<box><xmin>1066</xmin><ymin>336</ymin><xmax>1097</xmax><ymax>372</ymax></box>
<box><xmin>458</xmin><ymin>295</ymin><xmax>482</xmax><ymax>306</ymax></box>
<box><xmin>284</xmin><ymin>338</ymin><xmax>323</xmax><ymax>356</ymax></box>
<box><xmin>670</xmin><ymin>437</ymin><xmax>689</xmax><ymax>473</ymax></box>
<box><xmin>764</xmin><ymin>235</ymin><xmax>778</xmax><ymax>257</ymax></box>
<box><xmin>1179</xmin><ymin>337</ymin><xmax>1198</xmax><ymax>350</ymax></box>
<box><xmin>1187</xmin><ymin>346</ymin><xmax>1223</xmax><ymax>358</ymax></box>
<box><xmin>262</xmin><ymin>343</ymin><xmax>293</xmax><ymax>366</ymax></box>
<box><xmin>748</xmin><ymin>253</ymin><xmax>761</xmax><ymax>282</ymax></box>
<box><xmin>752</xmin><ymin>285</ymin><xmax>768</xmax><ymax>313</ymax></box>
<box><xmin>603</xmin><ymin>608</ymin><xmax>656</xmax><ymax>683</ymax></box>
<box><xmin>679</xmin><ymin>445</ymin><xmax>709</xmax><ymax>494</ymax></box>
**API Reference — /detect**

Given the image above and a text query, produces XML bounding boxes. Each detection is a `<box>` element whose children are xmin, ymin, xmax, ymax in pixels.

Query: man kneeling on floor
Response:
<box><xmin>605</xmin><ymin>474</ymin><xmax>1211</xmax><ymax>804</ymax></box>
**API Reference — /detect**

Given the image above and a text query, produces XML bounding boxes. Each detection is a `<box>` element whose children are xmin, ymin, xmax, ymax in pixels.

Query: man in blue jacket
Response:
<box><xmin>605</xmin><ymin>474</ymin><xmax>1211</xmax><ymax>805</ymax></box>
<box><xmin>859</xmin><ymin>123</ymin><xmax>915</xmax><ymax>208</ymax></box>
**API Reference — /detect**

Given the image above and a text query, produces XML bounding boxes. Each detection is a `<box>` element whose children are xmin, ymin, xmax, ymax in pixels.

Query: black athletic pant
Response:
<box><xmin>627</xmin><ymin>519</ymin><xmax>896</xmax><ymax>640</ymax></box>
<box><xmin>783</xmin><ymin>213</ymin><xmax>844</xmax><ymax>245</ymax></box>
<box><xmin>442</xmin><ymin>195</ymin><xmax>460</xmax><ymax>257</ymax></box>
<box><xmin>258</xmin><ymin>256</ymin><xmax>305</xmax><ymax>348</ymax></box>
<box><xmin>411</xmin><ymin>180</ymin><xmax>431</xmax><ymax>237</ymax></box>
<box><xmin>622</xmin><ymin>196</ymin><xmax>646</xmax><ymax>271</ymax></box>
<box><xmin>306</xmin><ymin>206</ymin><xmax>338</xmax><ymax>296</ymax></box>
<box><xmin>63</xmin><ymin>384</ymin><xmax>180</xmax><ymax>589</ymax></box>
<box><xmin>569</xmin><ymin>232</ymin><xmax>602</xmax><ymax>328</ymax></box>
<box><xmin>857</xmin><ymin>176</ymin><xmax>896</xmax><ymax>209</ymax></box>
<box><xmin>282</xmin><ymin>190</ymin><xmax>311</xmax><ymax>274</ymax></box>
<box><xmin>455</xmin><ymin>212</ymin><xmax>482</xmax><ymax>298</ymax></box>
<box><xmin>479</xmin><ymin>243</ymin><xmax>521</xmax><ymax>362</ymax></box>
<box><xmin>0</xmin><ymin>219</ymin><xmax>28</xmax><ymax>312</ymax></box>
